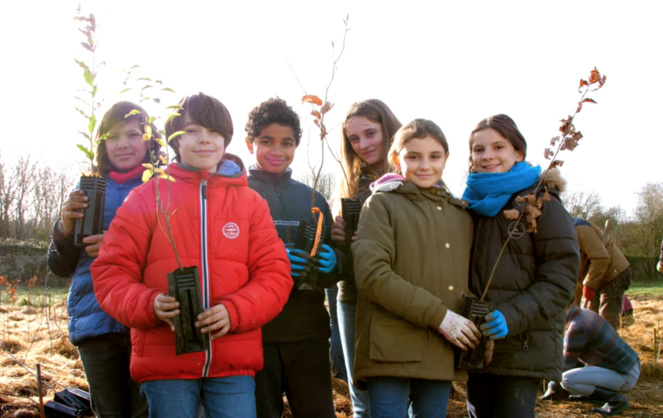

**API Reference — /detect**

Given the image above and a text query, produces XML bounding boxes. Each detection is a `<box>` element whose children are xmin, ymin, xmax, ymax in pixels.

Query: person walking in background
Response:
<box><xmin>462</xmin><ymin>114</ymin><xmax>579</xmax><ymax>417</ymax></box>
<box><xmin>352</xmin><ymin>119</ymin><xmax>480</xmax><ymax>417</ymax></box>
<box><xmin>331</xmin><ymin>99</ymin><xmax>402</xmax><ymax>417</ymax></box>
<box><xmin>47</xmin><ymin>101</ymin><xmax>161</xmax><ymax>418</ymax></box>
<box><xmin>573</xmin><ymin>218</ymin><xmax>632</xmax><ymax>329</ymax></box>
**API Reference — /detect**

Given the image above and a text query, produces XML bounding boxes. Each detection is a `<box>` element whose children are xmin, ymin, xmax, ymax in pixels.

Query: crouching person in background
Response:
<box><xmin>558</xmin><ymin>307</ymin><xmax>639</xmax><ymax>416</ymax></box>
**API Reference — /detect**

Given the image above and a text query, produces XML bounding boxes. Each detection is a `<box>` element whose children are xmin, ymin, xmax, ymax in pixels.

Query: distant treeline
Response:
<box><xmin>0</xmin><ymin>152</ymin><xmax>661</xmax><ymax>282</ymax></box>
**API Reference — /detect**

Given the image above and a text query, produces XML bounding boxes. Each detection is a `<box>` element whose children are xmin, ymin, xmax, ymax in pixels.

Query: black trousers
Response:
<box><xmin>467</xmin><ymin>373</ymin><xmax>540</xmax><ymax>418</ymax></box>
<box><xmin>255</xmin><ymin>339</ymin><xmax>335</xmax><ymax>418</ymax></box>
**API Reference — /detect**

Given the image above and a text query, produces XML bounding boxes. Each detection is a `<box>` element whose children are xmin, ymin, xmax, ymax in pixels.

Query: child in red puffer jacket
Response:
<box><xmin>92</xmin><ymin>92</ymin><xmax>292</xmax><ymax>418</ymax></box>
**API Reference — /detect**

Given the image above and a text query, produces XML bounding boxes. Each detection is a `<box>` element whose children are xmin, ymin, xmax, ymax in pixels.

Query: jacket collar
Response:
<box><xmin>248</xmin><ymin>165</ymin><xmax>292</xmax><ymax>187</ymax></box>
<box><xmin>166</xmin><ymin>153</ymin><xmax>248</xmax><ymax>187</ymax></box>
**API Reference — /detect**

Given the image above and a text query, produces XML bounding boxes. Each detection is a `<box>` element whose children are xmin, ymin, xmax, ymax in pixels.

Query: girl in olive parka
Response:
<box><xmin>352</xmin><ymin>120</ymin><xmax>481</xmax><ymax>418</ymax></box>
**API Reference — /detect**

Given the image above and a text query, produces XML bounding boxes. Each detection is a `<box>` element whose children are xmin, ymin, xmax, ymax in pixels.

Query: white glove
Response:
<box><xmin>438</xmin><ymin>310</ymin><xmax>481</xmax><ymax>350</ymax></box>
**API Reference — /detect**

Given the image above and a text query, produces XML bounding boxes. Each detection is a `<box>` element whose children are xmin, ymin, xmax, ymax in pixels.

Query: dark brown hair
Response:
<box><xmin>389</xmin><ymin>119</ymin><xmax>449</xmax><ymax>162</ymax></box>
<box><xmin>468</xmin><ymin>114</ymin><xmax>527</xmax><ymax>171</ymax></box>
<box><xmin>95</xmin><ymin>101</ymin><xmax>162</xmax><ymax>173</ymax></box>
<box><xmin>165</xmin><ymin>92</ymin><xmax>234</xmax><ymax>161</ymax></box>
<box><xmin>339</xmin><ymin>99</ymin><xmax>401</xmax><ymax>199</ymax></box>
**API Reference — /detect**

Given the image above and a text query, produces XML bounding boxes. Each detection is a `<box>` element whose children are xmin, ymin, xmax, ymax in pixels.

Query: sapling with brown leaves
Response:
<box><xmin>289</xmin><ymin>16</ymin><xmax>350</xmax><ymax>264</ymax></box>
<box><xmin>482</xmin><ymin>67</ymin><xmax>607</xmax><ymax>301</ymax></box>
<box><xmin>458</xmin><ymin>68</ymin><xmax>607</xmax><ymax>372</ymax></box>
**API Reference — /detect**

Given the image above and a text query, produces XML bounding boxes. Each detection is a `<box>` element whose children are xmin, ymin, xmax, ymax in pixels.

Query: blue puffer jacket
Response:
<box><xmin>47</xmin><ymin>174</ymin><xmax>143</xmax><ymax>345</ymax></box>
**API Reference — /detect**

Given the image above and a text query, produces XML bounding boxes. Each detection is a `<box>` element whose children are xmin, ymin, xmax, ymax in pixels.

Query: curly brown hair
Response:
<box><xmin>244</xmin><ymin>97</ymin><xmax>302</xmax><ymax>145</ymax></box>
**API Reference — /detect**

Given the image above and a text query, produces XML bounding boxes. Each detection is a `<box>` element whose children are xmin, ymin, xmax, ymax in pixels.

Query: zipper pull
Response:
<box><xmin>523</xmin><ymin>338</ymin><xmax>529</xmax><ymax>351</ymax></box>
<box><xmin>201</xmin><ymin>180</ymin><xmax>207</xmax><ymax>199</ymax></box>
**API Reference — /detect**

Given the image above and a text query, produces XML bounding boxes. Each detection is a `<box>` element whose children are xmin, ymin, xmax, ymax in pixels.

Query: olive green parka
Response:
<box><xmin>352</xmin><ymin>179</ymin><xmax>473</xmax><ymax>389</ymax></box>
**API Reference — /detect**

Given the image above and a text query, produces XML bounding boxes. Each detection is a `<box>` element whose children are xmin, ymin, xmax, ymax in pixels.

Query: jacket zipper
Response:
<box><xmin>275</xmin><ymin>184</ymin><xmax>286</xmax><ymax>215</ymax></box>
<box><xmin>200</xmin><ymin>179</ymin><xmax>212</xmax><ymax>377</ymax></box>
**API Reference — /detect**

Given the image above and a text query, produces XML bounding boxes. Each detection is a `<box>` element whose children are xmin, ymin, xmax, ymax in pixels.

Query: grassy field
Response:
<box><xmin>1</xmin><ymin>280</ymin><xmax>662</xmax><ymax>417</ymax></box>
<box><xmin>628</xmin><ymin>280</ymin><xmax>663</xmax><ymax>297</ymax></box>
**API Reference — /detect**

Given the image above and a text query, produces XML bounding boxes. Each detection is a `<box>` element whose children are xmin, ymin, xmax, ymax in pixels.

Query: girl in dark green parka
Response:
<box><xmin>462</xmin><ymin>114</ymin><xmax>579</xmax><ymax>418</ymax></box>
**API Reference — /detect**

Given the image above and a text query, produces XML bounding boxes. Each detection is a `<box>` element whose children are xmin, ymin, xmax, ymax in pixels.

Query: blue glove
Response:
<box><xmin>480</xmin><ymin>310</ymin><xmax>509</xmax><ymax>339</ymax></box>
<box><xmin>317</xmin><ymin>244</ymin><xmax>338</xmax><ymax>274</ymax></box>
<box><xmin>285</xmin><ymin>244</ymin><xmax>308</xmax><ymax>277</ymax></box>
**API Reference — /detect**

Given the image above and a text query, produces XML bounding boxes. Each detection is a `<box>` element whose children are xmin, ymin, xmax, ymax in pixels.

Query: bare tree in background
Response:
<box><xmin>296</xmin><ymin>170</ymin><xmax>337</xmax><ymax>202</ymax></box>
<box><xmin>0</xmin><ymin>153</ymin><xmax>17</xmax><ymax>238</ymax></box>
<box><xmin>13</xmin><ymin>156</ymin><xmax>38</xmax><ymax>240</ymax></box>
<box><xmin>31</xmin><ymin>164</ymin><xmax>74</xmax><ymax>240</ymax></box>
<box><xmin>631</xmin><ymin>182</ymin><xmax>663</xmax><ymax>276</ymax></box>
<box><xmin>563</xmin><ymin>189</ymin><xmax>603</xmax><ymax>220</ymax></box>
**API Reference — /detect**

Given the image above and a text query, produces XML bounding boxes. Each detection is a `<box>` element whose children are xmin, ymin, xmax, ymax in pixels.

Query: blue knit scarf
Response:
<box><xmin>462</xmin><ymin>162</ymin><xmax>541</xmax><ymax>217</ymax></box>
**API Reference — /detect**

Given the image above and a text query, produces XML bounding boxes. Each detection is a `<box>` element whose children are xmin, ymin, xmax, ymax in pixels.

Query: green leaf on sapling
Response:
<box><xmin>88</xmin><ymin>114</ymin><xmax>96</xmax><ymax>135</ymax></box>
<box><xmin>164</xmin><ymin>113</ymin><xmax>181</xmax><ymax>124</ymax></box>
<box><xmin>83</xmin><ymin>67</ymin><xmax>93</xmax><ymax>86</ymax></box>
<box><xmin>168</xmin><ymin>131</ymin><xmax>185</xmax><ymax>143</ymax></box>
<box><xmin>155</xmin><ymin>137</ymin><xmax>168</xmax><ymax>148</ymax></box>
<box><xmin>77</xmin><ymin>131</ymin><xmax>91</xmax><ymax>141</ymax></box>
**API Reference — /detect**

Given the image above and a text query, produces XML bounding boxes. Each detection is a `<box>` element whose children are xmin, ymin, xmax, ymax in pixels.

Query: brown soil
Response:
<box><xmin>1</xmin><ymin>294</ymin><xmax>661</xmax><ymax>417</ymax></box>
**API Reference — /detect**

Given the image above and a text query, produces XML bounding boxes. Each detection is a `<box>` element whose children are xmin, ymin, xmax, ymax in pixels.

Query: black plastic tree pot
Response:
<box><xmin>74</xmin><ymin>176</ymin><xmax>107</xmax><ymax>248</ymax></box>
<box><xmin>341</xmin><ymin>198</ymin><xmax>361</xmax><ymax>252</ymax></box>
<box><xmin>168</xmin><ymin>266</ymin><xmax>209</xmax><ymax>355</ymax></box>
<box><xmin>292</xmin><ymin>220</ymin><xmax>326</xmax><ymax>291</ymax></box>
<box><xmin>53</xmin><ymin>387</ymin><xmax>92</xmax><ymax>416</ymax></box>
<box><xmin>456</xmin><ymin>297</ymin><xmax>490</xmax><ymax>371</ymax></box>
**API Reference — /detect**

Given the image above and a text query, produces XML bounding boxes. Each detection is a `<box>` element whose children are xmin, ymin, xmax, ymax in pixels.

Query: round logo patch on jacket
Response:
<box><xmin>223</xmin><ymin>222</ymin><xmax>240</xmax><ymax>239</ymax></box>
<box><xmin>507</xmin><ymin>221</ymin><xmax>526</xmax><ymax>239</ymax></box>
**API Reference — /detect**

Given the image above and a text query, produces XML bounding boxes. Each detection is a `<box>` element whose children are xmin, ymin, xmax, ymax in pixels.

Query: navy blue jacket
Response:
<box><xmin>248</xmin><ymin>167</ymin><xmax>342</xmax><ymax>343</ymax></box>
<box><xmin>47</xmin><ymin>174</ymin><xmax>143</xmax><ymax>345</ymax></box>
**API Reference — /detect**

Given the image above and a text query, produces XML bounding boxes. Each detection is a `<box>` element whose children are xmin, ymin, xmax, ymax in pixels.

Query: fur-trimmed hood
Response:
<box><xmin>542</xmin><ymin>167</ymin><xmax>566</xmax><ymax>194</ymax></box>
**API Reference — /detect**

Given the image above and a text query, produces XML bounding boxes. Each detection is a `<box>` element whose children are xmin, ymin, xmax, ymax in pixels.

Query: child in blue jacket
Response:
<box><xmin>48</xmin><ymin>101</ymin><xmax>161</xmax><ymax>417</ymax></box>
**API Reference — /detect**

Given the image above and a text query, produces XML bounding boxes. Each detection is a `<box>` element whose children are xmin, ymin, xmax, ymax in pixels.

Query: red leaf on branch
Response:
<box><xmin>302</xmin><ymin>95</ymin><xmax>323</xmax><ymax>106</ymax></box>
<box><xmin>582</xmin><ymin>98</ymin><xmax>597</xmax><ymax>104</ymax></box>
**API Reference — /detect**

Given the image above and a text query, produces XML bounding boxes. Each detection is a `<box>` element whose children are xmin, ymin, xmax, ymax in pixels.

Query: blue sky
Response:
<box><xmin>1</xmin><ymin>0</ymin><xmax>661</xmax><ymax>216</ymax></box>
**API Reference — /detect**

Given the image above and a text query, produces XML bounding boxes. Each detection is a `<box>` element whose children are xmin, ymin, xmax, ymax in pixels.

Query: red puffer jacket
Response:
<box><xmin>91</xmin><ymin>161</ymin><xmax>292</xmax><ymax>383</ymax></box>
